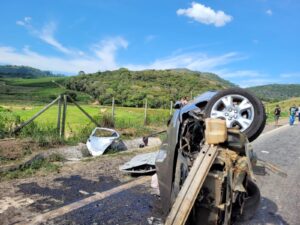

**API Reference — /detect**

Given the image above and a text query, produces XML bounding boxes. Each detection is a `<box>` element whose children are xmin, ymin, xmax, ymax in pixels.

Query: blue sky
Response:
<box><xmin>0</xmin><ymin>0</ymin><xmax>299</xmax><ymax>87</ymax></box>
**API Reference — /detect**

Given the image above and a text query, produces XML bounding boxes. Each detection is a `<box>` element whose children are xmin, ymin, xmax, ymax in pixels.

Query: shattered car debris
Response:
<box><xmin>119</xmin><ymin>151</ymin><xmax>158</xmax><ymax>174</ymax></box>
<box><xmin>86</xmin><ymin>127</ymin><xmax>120</xmax><ymax>156</ymax></box>
<box><xmin>156</xmin><ymin>88</ymin><xmax>268</xmax><ymax>225</ymax></box>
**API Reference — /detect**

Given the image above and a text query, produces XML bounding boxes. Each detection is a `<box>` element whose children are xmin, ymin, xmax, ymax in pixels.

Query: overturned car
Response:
<box><xmin>156</xmin><ymin>88</ymin><xmax>266</xmax><ymax>225</ymax></box>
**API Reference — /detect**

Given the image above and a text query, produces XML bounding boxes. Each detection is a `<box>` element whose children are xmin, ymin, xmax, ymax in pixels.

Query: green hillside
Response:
<box><xmin>0</xmin><ymin>65</ymin><xmax>62</xmax><ymax>78</ymax></box>
<box><xmin>65</xmin><ymin>68</ymin><xmax>236</xmax><ymax>107</ymax></box>
<box><xmin>0</xmin><ymin>77</ymin><xmax>91</xmax><ymax>104</ymax></box>
<box><xmin>247</xmin><ymin>84</ymin><xmax>300</xmax><ymax>101</ymax></box>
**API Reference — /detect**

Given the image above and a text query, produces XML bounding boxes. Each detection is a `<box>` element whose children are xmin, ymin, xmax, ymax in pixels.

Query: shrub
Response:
<box><xmin>0</xmin><ymin>107</ymin><xmax>20</xmax><ymax>138</ymax></box>
<box><xmin>19</xmin><ymin>122</ymin><xmax>63</xmax><ymax>147</ymax></box>
<box><xmin>100</xmin><ymin>113</ymin><xmax>115</xmax><ymax>128</ymax></box>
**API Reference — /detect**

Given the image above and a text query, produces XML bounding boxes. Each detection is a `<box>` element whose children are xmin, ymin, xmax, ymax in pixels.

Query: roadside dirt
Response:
<box><xmin>262</xmin><ymin>118</ymin><xmax>289</xmax><ymax>133</ymax></box>
<box><xmin>0</xmin><ymin>139</ymin><xmax>40</xmax><ymax>161</ymax></box>
<box><xmin>0</xmin><ymin>146</ymin><xmax>162</xmax><ymax>225</ymax></box>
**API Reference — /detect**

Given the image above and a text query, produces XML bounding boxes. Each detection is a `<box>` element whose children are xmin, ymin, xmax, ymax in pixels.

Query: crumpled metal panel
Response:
<box><xmin>86</xmin><ymin>127</ymin><xmax>120</xmax><ymax>156</ymax></box>
<box><xmin>119</xmin><ymin>151</ymin><xmax>158</xmax><ymax>174</ymax></box>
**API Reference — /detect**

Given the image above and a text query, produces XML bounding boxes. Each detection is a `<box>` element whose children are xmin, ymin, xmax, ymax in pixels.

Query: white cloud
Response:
<box><xmin>231</xmin><ymin>72</ymin><xmax>300</xmax><ymax>87</ymax></box>
<box><xmin>126</xmin><ymin>52</ymin><xmax>241</xmax><ymax>71</ymax></box>
<box><xmin>16</xmin><ymin>16</ymin><xmax>31</xmax><ymax>26</ymax></box>
<box><xmin>0</xmin><ymin>42</ymin><xmax>240</xmax><ymax>75</ymax></box>
<box><xmin>177</xmin><ymin>2</ymin><xmax>232</xmax><ymax>27</ymax></box>
<box><xmin>92</xmin><ymin>37</ymin><xmax>128</xmax><ymax>69</ymax></box>
<box><xmin>0</xmin><ymin>37</ymin><xmax>128</xmax><ymax>73</ymax></box>
<box><xmin>238</xmin><ymin>78</ymin><xmax>278</xmax><ymax>87</ymax></box>
<box><xmin>280</xmin><ymin>72</ymin><xmax>300</xmax><ymax>78</ymax></box>
<box><xmin>266</xmin><ymin>9</ymin><xmax>273</xmax><ymax>16</ymax></box>
<box><xmin>16</xmin><ymin>17</ymin><xmax>73</xmax><ymax>54</ymax></box>
<box><xmin>217</xmin><ymin>70</ymin><xmax>264</xmax><ymax>79</ymax></box>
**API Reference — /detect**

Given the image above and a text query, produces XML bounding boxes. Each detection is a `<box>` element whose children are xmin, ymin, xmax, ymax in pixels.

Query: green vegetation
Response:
<box><xmin>0</xmin><ymin>106</ymin><xmax>20</xmax><ymax>138</ymax></box>
<box><xmin>0</xmin><ymin>153</ymin><xmax>63</xmax><ymax>181</ymax></box>
<box><xmin>0</xmin><ymin>76</ymin><xmax>91</xmax><ymax>103</ymax></box>
<box><xmin>0</xmin><ymin>65</ymin><xmax>63</xmax><ymax>78</ymax></box>
<box><xmin>65</xmin><ymin>68</ymin><xmax>235</xmax><ymax>107</ymax></box>
<box><xmin>247</xmin><ymin>84</ymin><xmax>300</xmax><ymax>102</ymax></box>
<box><xmin>19</xmin><ymin>122</ymin><xmax>64</xmax><ymax>147</ymax></box>
<box><xmin>0</xmin><ymin>100</ymin><xmax>170</xmax><ymax>147</ymax></box>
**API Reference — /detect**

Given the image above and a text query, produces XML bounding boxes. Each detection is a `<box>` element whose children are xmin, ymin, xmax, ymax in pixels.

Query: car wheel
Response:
<box><xmin>204</xmin><ymin>88</ymin><xmax>266</xmax><ymax>142</ymax></box>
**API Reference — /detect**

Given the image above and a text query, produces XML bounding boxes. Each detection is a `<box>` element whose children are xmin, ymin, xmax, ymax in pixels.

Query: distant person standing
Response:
<box><xmin>181</xmin><ymin>97</ymin><xmax>188</xmax><ymax>106</ymax></box>
<box><xmin>289</xmin><ymin>105</ymin><xmax>298</xmax><ymax>125</ymax></box>
<box><xmin>274</xmin><ymin>105</ymin><xmax>281</xmax><ymax>126</ymax></box>
<box><xmin>298</xmin><ymin>105</ymin><xmax>300</xmax><ymax>123</ymax></box>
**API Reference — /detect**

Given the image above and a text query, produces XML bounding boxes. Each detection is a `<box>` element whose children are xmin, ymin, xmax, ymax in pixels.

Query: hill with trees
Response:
<box><xmin>0</xmin><ymin>65</ymin><xmax>62</xmax><ymax>78</ymax></box>
<box><xmin>65</xmin><ymin>68</ymin><xmax>235</xmax><ymax>107</ymax></box>
<box><xmin>247</xmin><ymin>84</ymin><xmax>300</xmax><ymax>102</ymax></box>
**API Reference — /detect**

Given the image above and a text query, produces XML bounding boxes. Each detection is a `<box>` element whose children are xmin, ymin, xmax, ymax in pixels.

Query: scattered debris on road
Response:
<box><xmin>119</xmin><ymin>151</ymin><xmax>158</xmax><ymax>174</ymax></box>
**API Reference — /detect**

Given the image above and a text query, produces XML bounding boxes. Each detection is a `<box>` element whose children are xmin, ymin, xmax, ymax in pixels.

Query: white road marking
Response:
<box><xmin>259</xmin><ymin>124</ymin><xmax>289</xmax><ymax>139</ymax></box>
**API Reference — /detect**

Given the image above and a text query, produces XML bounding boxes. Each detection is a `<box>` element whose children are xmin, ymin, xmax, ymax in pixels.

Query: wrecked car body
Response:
<box><xmin>119</xmin><ymin>151</ymin><xmax>158</xmax><ymax>174</ymax></box>
<box><xmin>156</xmin><ymin>88</ymin><xmax>267</xmax><ymax>224</ymax></box>
<box><xmin>86</xmin><ymin>127</ymin><xmax>120</xmax><ymax>156</ymax></box>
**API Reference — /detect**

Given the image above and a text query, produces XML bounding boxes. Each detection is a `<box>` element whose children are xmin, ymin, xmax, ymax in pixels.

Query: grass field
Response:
<box><xmin>1</xmin><ymin>103</ymin><xmax>170</xmax><ymax>138</ymax></box>
<box><xmin>2</xmin><ymin>97</ymin><xmax>300</xmax><ymax>136</ymax></box>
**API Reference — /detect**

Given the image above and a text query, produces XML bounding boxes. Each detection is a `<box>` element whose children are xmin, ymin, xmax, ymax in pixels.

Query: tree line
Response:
<box><xmin>65</xmin><ymin>68</ymin><xmax>234</xmax><ymax>108</ymax></box>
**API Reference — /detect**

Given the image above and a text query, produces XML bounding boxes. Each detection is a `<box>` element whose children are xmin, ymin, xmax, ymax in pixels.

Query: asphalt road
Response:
<box><xmin>242</xmin><ymin>124</ymin><xmax>300</xmax><ymax>225</ymax></box>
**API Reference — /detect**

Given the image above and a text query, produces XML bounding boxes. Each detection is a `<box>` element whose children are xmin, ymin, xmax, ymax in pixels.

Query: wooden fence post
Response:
<box><xmin>57</xmin><ymin>95</ymin><xmax>62</xmax><ymax>135</ymax></box>
<box><xmin>61</xmin><ymin>95</ymin><xmax>67</xmax><ymax>138</ymax></box>
<box><xmin>170</xmin><ymin>101</ymin><xmax>173</xmax><ymax>115</ymax></box>
<box><xmin>112</xmin><ymin>97</ymin><xmax>115</xmax><ymax>121</ymax></box>
<box><xmin>144</xmin><ymin>98</ymin><xmax>148</xmax><ymax>125</ymax></box>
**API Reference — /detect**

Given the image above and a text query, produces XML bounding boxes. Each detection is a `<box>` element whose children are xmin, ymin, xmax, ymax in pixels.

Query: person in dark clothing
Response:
<box><xmin>274</xmin><ymin>105</ymin><xmax>281</xmax><ymax>126</ymax></box>
<box><xmin>298</xmin><ymin>105</ymin><xmax>300</xmax><ymax>123</ymax></box>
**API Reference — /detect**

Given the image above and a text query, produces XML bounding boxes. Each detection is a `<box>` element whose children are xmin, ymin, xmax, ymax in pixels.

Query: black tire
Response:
<box><xmin>239</xmin><ymin>180</ymin><xmax>261</xmax><ymax>221</ymax></box>
<box><xmin>204</xmin><ymin>88</ymin><xmax>266</xmax><ymax>142</ymax></box>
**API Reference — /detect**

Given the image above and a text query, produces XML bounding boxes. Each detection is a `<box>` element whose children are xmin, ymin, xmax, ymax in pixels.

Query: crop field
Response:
<box><xmin>0</xmin><ymin>77</ymin><xmax>91</xmax><ymax>104</ymax></box>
